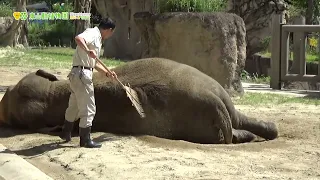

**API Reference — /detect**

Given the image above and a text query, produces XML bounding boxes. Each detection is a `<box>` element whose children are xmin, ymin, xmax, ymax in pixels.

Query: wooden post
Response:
<box><xmin>270</xmin><ymin>14</ymin><xmax>283</xmax><ymax>89</ymax></box>
<box><xmin>300</xmin><ymin>35</ymin><xmax>307</xmax><ymax>75</ymax></box>
<box><xmin>281</xmin><ymin>30</ymin><xmax>290</xmax><ymax>78</ymax></box>
<box><xmin>317</xmin><ymin>17</ymin><xmax>320</xmax><ymax>76</ymax></box>
<box><xmin>291</xmin><ymin>16</ymin><xmax>305</xmax><ymax>74</ymax></box>
<box><xmin>318</xmin><ymin>34</ymin><xmax>320</xmax><ymax>54</ymax></box>
<box><xmin>318</xmin><ymin>39</ymin><xmax>320</xmax><ymax>76</ymax></box>
<box><xmin>317</xmin><ymin>17</ymin><xmax>320</xmax><ymax>54</ymax></box>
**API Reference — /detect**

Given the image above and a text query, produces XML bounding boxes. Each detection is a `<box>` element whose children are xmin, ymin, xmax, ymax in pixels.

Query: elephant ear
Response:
<box><xmin>35</xmin><ymin>69</ymin><xmax>59</xmax><ymax>81</ymax></box>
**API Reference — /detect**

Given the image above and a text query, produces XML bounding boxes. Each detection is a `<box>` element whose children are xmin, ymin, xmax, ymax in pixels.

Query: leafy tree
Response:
<box><xmin>156</xmin><ymin>0</ymin><xmax>227</xmax><ymax>13</ymax></box>
<box><xmin>0</xmin><ymin>0</ymin><xmax>27</xmax><ymax>47</ymax></box>
<box><xmin>285</xmin><ymin>0</ymin><xmax>319</xmax><ymax>24</ymax></box>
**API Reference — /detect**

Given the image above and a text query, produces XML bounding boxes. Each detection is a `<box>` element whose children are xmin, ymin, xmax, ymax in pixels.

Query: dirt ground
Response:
<box><xmin>0</xmin><ymin>67</ymin><xmax>319</xmax><ymax>180</ymax></box>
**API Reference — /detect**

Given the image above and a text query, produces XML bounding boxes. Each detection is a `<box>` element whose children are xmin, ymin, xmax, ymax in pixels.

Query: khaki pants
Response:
<box><xmin>65</xmin><ymin>67</ymin><xmax>96</xmax><ymax>128</ymax></box>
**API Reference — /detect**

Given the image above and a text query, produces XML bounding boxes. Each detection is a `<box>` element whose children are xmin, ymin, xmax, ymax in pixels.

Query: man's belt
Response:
<box><xmin>73</xmin><ymin>66</ymin><xmax>93</xmax><ymax>71</ymax></box>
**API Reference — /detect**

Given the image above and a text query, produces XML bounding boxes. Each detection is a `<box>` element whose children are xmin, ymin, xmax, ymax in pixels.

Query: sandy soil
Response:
<box><xmin>0</xmin><ymin>67</ymin><xmax>320</xmax><ymax>180</ymax></box>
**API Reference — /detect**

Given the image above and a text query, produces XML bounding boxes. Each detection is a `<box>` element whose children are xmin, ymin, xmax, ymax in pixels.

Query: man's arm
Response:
<box><xmin>94</xmin><ymin>60</ymin><xmax>117</xmax><ymax>78</ymax></box>
<box><xmin>75</xmin><ymin>35</ymin><xmax>98</xmax><ymax>59</ymax></box>
<box><xmin>75</xmin><ymin>34</ymin><xmax>113</xmax><ymax>76</ymax></box>
<box><xmin>95</xmin><ymin>61</ymin><xmax>111</xmax><ymax>74</ymax></box>
<box><xmin>75</xmin><ymin>35</ymin><xmax>90</xmax><ymax>52</ymax></box>
<box><xmin>75</xmin><ymin>29</ymin><xmax>116</xmax><ymax>78</ymax></box>
<box><xmin>75</xmin><ymin>28</ymin><xmax>95</xmax><ymax>52</ymax></box>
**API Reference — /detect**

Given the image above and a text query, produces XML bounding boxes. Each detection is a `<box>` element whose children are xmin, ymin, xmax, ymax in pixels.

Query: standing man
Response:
<box><xmin>60</xmin><ymin>18</ymin><xmax>117</xmax><ymax>148</ymax></box>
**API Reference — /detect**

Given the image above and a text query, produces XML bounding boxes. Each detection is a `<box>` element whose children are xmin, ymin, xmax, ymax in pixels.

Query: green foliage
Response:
<box><xmin>28</xmin><ymin>22</ymin><xmax>52</xmax><ymax>46</ymax></box>
<box><xmin>258</xmin><ymin>51</ymin><xmax>320</xmax><ymax>63</ymax></box>
<box><xmin>27</xmin><ymin>2</ymin><xmax>75</xmax><ymax>46</ymax></box>
<box><xmin>241</xmin><ymin>70</ymin><xmax>270</xmax><ymax>84</ymax></box>
<box><xmin>307</xmin><ymin>34</ymin><xmax>319</xmax><ymax>55</ymax></box>
<box><xmin>156</xmin><ymin>0</ymin><xmax>227</xmax><ymax>13</ymax></box>
<box><xmin>0</xmin><ymin>2</ymin><xmax>13</xmax><ymax>17</ymax></box>
<box><xmin>287</xmin><ymin>4</ymin><xmax>303</xmax><ymax>18</ymax></box>
<box><xmin>233</xmin><ymin>92</ymin><xmax>320</xmax><ymax>106</ymax></box>
<box><xmin>0</xmin><ymin>47</ymin><xmax>124</xmax><ymax>69</ymax></box>
<box><xmin>287</xmin><ymin>0</ymin><xmax>320</xmax><ymax>23</ymax></box>
<box><xmin>261</xmin><ymin>36</ymin><xmax>271</xmax><ymax>52</ymax></box>
<box><xmin>28</xmin><ymin>21</ymin><xmax>75</xmax><ymax>46</ymax></box>
<box><xmin>51</xmin><ymin>1</ymin><xmax>74</xmax><ymax>12</ymax></box>
<box><xmin>289</xmin><ymin>0</ymin><xmax>307</xmax><ymax>9</ymax></box>
<box><xmin>27</xmin><ymin>0</ymin><xmax>74</xmax><ymax>6</ymax></box>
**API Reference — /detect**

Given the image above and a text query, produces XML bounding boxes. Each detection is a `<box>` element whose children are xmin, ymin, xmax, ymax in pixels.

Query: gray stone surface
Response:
<box><xmin>0</xmin><ymin>144</ymin><xmax>53</xmax><ymax>180</ymax></box>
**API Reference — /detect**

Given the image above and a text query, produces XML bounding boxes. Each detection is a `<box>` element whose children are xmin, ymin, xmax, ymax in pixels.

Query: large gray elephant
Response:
<box><xmin>0</xmin><ymin>58</ymin><xmax>278</xmax><ymax>144</ymax></box>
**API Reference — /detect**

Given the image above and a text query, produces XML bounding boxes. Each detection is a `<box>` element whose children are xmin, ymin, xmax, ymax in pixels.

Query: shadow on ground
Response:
<box><xmin>92</xmin><ymin>133</ymin><xmax>124</xmax><ymax>143</ymax></box>
<box><xmin>0</xmin><ymin>85</ymin><xmax>9</xmax><ymax>93</ymax></box>
<box><xmin>0</xmin><ymin>126</ymin><xmax>124</xmax><ymax>157</ymax></box>
<box><xmin>0</xmin><ymin>126</ymin><xmax>61</xmax><ymax>138</ymax></box>
<box><xmin>1</xmin><ymin>142</ymin><xmax>75</xmax><ymax>157</ymax></box>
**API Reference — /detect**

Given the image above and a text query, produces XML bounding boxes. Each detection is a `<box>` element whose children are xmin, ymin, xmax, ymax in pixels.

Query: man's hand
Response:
<box><xmin>111</xmin><ymin>71</ymin><xmax>117</xmax><ymax>78</ymax></box>
<box><xmin>87</xmin><ymin>50</ymin><xmax>97</xmax><ymax>59</ymax></box>
<box><xmin>106</xmin><ymin>70</ymin><xmax>117</xmax><ymax>79</ymax></box>
<box><xmin>94</xmin><ymin>61</ymin><xmax>117</xmax><ymax>79</ymax></box>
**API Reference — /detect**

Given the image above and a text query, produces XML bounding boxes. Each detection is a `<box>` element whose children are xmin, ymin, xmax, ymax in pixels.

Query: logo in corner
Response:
<box><xmin>13</xmin><ymin>12</ymin><xmax>21</xmax><ymax>20</ymax></box>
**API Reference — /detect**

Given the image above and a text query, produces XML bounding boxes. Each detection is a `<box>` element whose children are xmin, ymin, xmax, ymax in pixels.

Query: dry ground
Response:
<box><xmin>0</xmin><ymin>67</ymin><xmax>319</xmax><ymax>180</ymax></box>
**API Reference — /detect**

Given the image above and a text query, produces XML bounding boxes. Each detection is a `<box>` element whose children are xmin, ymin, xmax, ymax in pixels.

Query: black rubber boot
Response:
<box><xmin>79</xmin><ymin>127</ymin><xmax>102</xmax><ymax>148</ymax></box>
<box><xmin>59</xmin><ymin>120</ymin><xmax>74</xmax><ymax>142</ymax></box>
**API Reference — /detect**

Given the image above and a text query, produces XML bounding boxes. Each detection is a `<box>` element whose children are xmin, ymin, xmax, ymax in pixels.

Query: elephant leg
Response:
<box><xmin>235</xmin><ymin>110</ymin><xmax>278</xmax><ymax>141</ymax></box>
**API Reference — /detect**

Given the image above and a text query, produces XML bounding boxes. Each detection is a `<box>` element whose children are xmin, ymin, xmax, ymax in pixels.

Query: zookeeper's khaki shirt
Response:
<box><xmin>72</xmin><ymin>26</ymin><xmax>102</xmax><ymax>68</ymax></box>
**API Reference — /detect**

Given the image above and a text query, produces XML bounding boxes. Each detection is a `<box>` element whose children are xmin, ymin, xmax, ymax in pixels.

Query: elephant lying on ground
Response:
<box><xmin>0</xmin><ymin>58</ymin><xmax>278</xmax><ymax>144</ymax></box>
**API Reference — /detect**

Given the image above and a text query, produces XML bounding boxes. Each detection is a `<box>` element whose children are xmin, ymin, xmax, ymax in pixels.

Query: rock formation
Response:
<box><xmin>92</xmin><ymin>0</ymin><xmax>158</xmax><ymax>60</ymax></box>
<box><xmin>134</xmin><ymin>12</ymin><xmax>247</xmax><ymax>96</ymax></box>
<box><xmin>91</xmin><ymin>0</ymin><xmax>288</xmax><ymax>59</ymax></box>
<box><xmin>227</xmin><ymin>0</ymin><xmax>288</xmax><ymax>57</ymax></box>
<box><xmin>74</xmin><ymin>0</ymin><xmax>92</xmax><ymax>38</ymax></box>
<box><xmin>0</xmin><ymin>17</ymin><xmax>28</xmax><ymax>47</ymax></box>
<box><xmin>0</xmin><ymin>0</ymin><xmax>29</xmax><ymax>47</ymax></box>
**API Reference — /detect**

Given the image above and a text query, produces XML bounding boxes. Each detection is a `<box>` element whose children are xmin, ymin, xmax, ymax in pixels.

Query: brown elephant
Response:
<box><xmin>0</xmin><ymin>58</ymin><xmax>278</xmax><ymax>144</ymax></box>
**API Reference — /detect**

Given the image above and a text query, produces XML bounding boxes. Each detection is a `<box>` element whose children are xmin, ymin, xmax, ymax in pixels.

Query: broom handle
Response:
<box><xmin>95</xmin><ymin>57</ymin><xmax>125</xmax><ymax>88</ymax></box>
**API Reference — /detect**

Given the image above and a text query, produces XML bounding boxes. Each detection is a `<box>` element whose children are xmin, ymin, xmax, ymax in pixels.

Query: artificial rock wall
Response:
<box><xmin>93</xmin><ymin>0</ymin><xmax>158</xmax><ymax>60</ymax></box>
